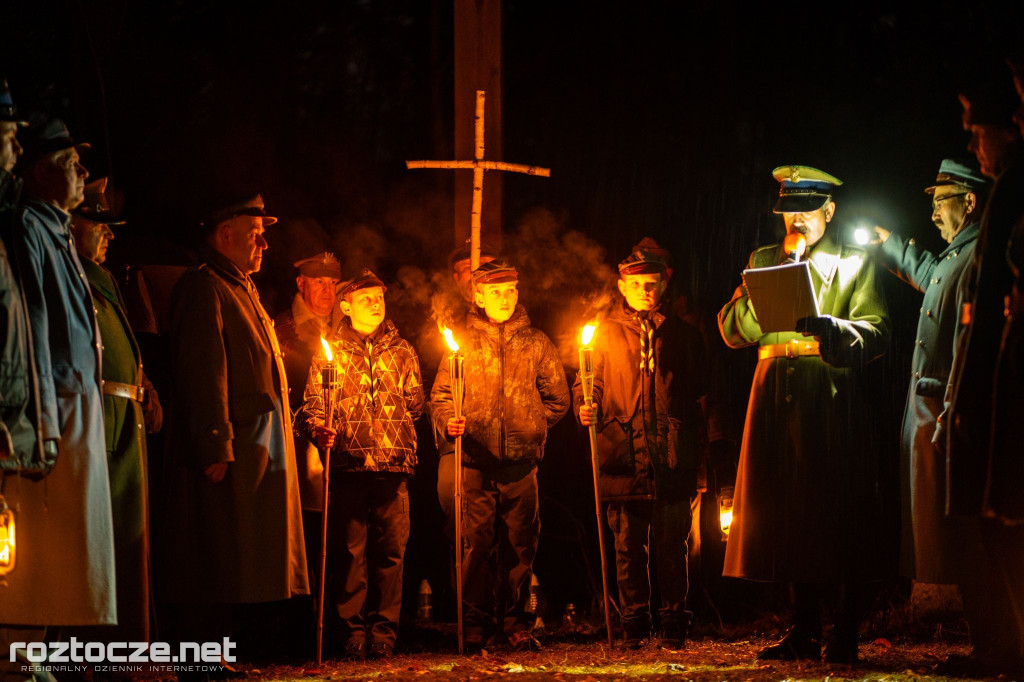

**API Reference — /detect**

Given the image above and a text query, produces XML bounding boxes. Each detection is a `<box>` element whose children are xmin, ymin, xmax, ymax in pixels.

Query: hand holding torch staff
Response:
<box><xmin>442</xmin><ymin>328</ymin><xmax>467</xmax><ymax>654</ymax></box>
<box><xmin>315</xmin><ymin>337</ymin><xmax>338</xmax><ymax>664</ymax></box>
<box><xmin>578</xmin><ymin>324</ymin><xmax>615</xmax><ymax>648</ymax></box>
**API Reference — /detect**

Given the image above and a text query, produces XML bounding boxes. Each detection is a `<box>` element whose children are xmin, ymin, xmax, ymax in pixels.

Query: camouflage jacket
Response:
<box><xmin>300</xmin><ymin>318</ymin><xmax>423</xmax><ymax>475</ymax></box>
<box><xmin>431</xmin><ymin>305</ymin><xmax>570</xmax><ymax>469</ymax></box>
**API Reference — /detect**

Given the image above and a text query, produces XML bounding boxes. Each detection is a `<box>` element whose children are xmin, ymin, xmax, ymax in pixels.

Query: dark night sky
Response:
<box><xmin>5</xmin><ymin>0</ymin><xmax>1024</xmax><ymax>616</ymax></box>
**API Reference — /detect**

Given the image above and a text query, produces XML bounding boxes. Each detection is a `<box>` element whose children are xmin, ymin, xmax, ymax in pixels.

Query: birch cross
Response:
<box><xmin>406</xmin><ymin>90</ymin><xmax>551</xmax><ymax>270</ymax></box>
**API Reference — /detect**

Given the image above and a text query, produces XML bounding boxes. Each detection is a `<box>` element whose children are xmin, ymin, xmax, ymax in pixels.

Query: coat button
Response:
<box><xmin>787</xmin><ymin>366</ymin><xmax>795</xmax><ymax>375</ymax></box>
<box><xmin>211</xmin><ymin>428</ymin><xmax>220</xmax><ymax>436</ymax></box>
<box><xmin>926</xmin><ymin>310</ymin><xmax>932</xmax><ymax>317</ymax></box>
<box><xmin>915</xmin><ymin>371</ymin><xmax>920</xmax><ymax>379</ymax></box>
<box><xmin>785</xmin><ymin>395</ymin><xmax>793</xmax><ymax>403</ymax></box>
<box><xmin>918</xmin><ymin>340</ymin><xmax>926</xmax><ymax>348</ymax></box>
<box><xmin>909</xmin><ymin>238</ymin><xmax>916</xmax><ymax>245</ymax></box>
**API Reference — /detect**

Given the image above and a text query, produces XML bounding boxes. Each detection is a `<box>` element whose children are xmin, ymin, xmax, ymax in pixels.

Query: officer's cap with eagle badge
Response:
<box><xmin>772</xmin><ymin>165</ymin><xmax>843</xmax><ymax>214</ymax></box>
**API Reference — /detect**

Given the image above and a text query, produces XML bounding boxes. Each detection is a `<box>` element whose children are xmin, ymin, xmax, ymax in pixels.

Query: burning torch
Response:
<box><xmin>0</xmin><ymin>495</ymin><xmax>15</xmax><ymax>577</ymax></box>
<box><xmin>579</xmin><ymin>324</ymin><xmax>614</xmax><ymax>648</ymax></box>
<box><xmin>443</xmin><ymin>327</ymin><xmax>466</xmax><ymax>655</ymax></box>
<box><xmin>315</xmin><ymin>337</ymin><xmax>338</xmax><ymax>665</ymax></box>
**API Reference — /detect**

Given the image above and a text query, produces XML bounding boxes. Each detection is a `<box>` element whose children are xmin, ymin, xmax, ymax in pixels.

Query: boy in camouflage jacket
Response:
<box><xmin>301</xmin><ymin>269</ymin><xmax>424</xmax><ymax>660</ymax></box>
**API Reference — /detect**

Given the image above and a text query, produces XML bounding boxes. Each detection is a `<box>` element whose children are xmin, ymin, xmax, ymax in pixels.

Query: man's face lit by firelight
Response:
<box><xmin>215</xmin><ymin>215</ymin><xmax>267</xmax><ymax>275</ymax></box>
<box><xmin>474</xmin><ymin>281</ymin><xmax>518</xmax><ymax>323</ymax></box>
<box><xmin>782</xmin><ymin>201</ymin><xmax>834</xmax><ymax>248</ymax></box>
<box><xmin>70</xmin><ymin>215</ymin><xmax>114</xmax><ymax>264</ymax></box>
<box><xmin>298</xmin><ymin>275</ymin><xmax>340</xmax><ymax>318</ymax></box>
<box><xmin>618</xmin><ymin>272</ymin><xmax>665</xmax><ymax>312</ymax></box>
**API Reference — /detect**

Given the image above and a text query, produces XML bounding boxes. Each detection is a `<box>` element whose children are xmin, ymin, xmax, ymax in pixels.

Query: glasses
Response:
<box><xmin>932</xmin><ymin>193</ymin><xmax>968</xmax><ymax>210</ymax></box>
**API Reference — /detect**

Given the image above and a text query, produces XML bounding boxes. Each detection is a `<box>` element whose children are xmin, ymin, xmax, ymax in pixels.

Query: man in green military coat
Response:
<box><xmin>718</xmin><ymin>166</ymin><xmax>889</xmax><ymax>664</ymax></box>
<box><xmin>70</xmin><ymin>178</ymin><xmax>163</xmax><ymax>643</ymax></box>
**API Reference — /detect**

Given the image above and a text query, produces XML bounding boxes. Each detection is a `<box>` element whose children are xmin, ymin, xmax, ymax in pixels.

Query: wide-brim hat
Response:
<box><xmin>924</xmin><ymin>158</ymin><xmax>988</xmax><ymax>195</ymax></box>
<box><xmin>771</xmin><ymin>165</ymin><xmax>843</xmax><ymax>214</ymax></box>
<box><xmin>340</xmin><ymin>268</ymin><xmax>387</xmax><ymax>298</ymax></box>
<box><xmin>200</xmin><ymin>193</ymin><xmax>278</xmax><ymax>229</ymax></box>
<box><xmin>471</xmin><ymin>259</ymin><xmax>518</xmax><ymax>287</ymax></box>
<box><xmin>0</xmin><ymin>79</ymin><xmax>27</xmax><ymax>126</ymax></box>
<box><xmin>618</xmin><ymin>237</ymin><xmax>672</xmax><ymax>276</ymax></box>
<box><xmin>73</xmin><ymin>177</ymin><xmax>126</xmax><ymax>225</ymax></box>
<box><xmin>959</xmin><ymin>80</ymin><xmax>1019</xmax><ymax>128</ymax></box>
<box><xmin>21</xmin><ymin>118</ymin><xmax>90</xmax><ymax>165</ymax></box>
<box><xmin>294</xmin><ymin>251</ymin><xmax>342</xmax><ymax>279</ymax></box>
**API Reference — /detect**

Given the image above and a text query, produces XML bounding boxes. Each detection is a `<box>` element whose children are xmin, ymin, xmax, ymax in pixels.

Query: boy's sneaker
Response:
<box><xmin>508</xmin><ymin>630</ymin><xmax>541</xmax><ymax>652</ymax></box>
<box><xmin>338</xmin><ymin>640</ymin><xmax>366</xmax><ymax>661</ymax></box>
<box><xmin>368</xmin><ymin>642</ymin><xmax>393</xmax><ymax>660</ymax></box>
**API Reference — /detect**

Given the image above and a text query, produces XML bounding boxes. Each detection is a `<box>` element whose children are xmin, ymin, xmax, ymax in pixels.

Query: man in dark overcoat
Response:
<box><xmin>159</xmin><ymin>194</ymin><xmax>308</xmax><ymax>648</ymax></box>
<box><xmin>70</xmin><ymin>178</ymin><xmax>163</xmax><ymax>643</ymax></box>
<box><xmin>946</xmin><ymin>74</ymin><xmax>1024</xmax><ymax>675</ymax></box>
<box><xmin>718</xmin><ymin>166</ymin><xmax>889</xmax><ymax>664</ymax></box>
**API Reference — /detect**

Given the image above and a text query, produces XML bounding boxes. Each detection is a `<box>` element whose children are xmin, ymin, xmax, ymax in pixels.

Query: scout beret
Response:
<box><xmin>618</xmin><ymin>237</ymin><xmax>671</xmax><ymax>275</ymax></box>
<box><xmin>294</xmin><ymin>251</ymin><xmax>342</xmax><ymax>279</ymax></box>
<box><xmin>924</xmin><ymin>159</ymin><xmax>988</xmax><ymax>195</ymax></box>
<box><xmin>471</xmin><ymin>259</ymin><xmax>518</xmax><ymax>286</ymax></box>
<box><xmin>772</xmin><ymin>165</ymin><xmax>843</xmax><ymax>214</ymax></box>
<box><xmin>340</xmin><ymin>268</ymin><xmax>387</xmax><ymax>298</ymax></box>
<box><xmin>447</xmin><ymin>238</ymin><xmax>500</xmax><ymax>270</ymax></box>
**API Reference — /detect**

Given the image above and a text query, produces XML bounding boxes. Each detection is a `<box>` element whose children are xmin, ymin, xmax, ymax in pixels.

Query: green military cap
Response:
<box><xmin>293</xmin><ymin>251</ymin><xmax>341</xmax><ymax>278</ymax></box>
<box><xmin>73</xmin><ymin>177</ymin><xmax>125</xmax><ymax>225</ymax></box>
<box><xmin>924</xmin><ymin>158</ymin><xmax>988</xmax><ymax>195</ymax></box>
<box><xmin>771</xmin><ymin>165</ymin><xmax>843</xmax><ymax>214</ymax></box>
<box><xmin>471</xmin><ymin>259</ymin><xmax>518</xmax><ymax>287</ymax></box>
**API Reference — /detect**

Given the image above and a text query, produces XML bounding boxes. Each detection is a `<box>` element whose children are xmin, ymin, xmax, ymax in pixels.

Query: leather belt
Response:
<box><xmin>102</xmin><ymin>380</ymin><xmax>145</xmax><ymax>402</ymax></box>
<box><xmin>758</xmin><ymin>339</ymin><xmax>820</xmax><ymax>361</ymax></box>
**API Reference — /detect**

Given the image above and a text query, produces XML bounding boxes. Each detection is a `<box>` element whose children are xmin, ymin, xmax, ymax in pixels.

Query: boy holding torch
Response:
<box><xmin>430</xmin><ymin>259</ymin><xmax>569</xmax><ymax>651</ymax></box>
<box><xmin>574</xmin><ymin>238</ymin><xmax>708</xmax><ymax>650</ymax></box>
<box><xmin>300</xmin><ymin>269</ymin><xmax>424</xmax><ymax>661</ymax></box>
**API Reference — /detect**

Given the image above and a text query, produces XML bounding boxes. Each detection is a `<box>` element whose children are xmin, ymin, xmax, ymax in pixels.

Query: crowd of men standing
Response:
<box><xmin>0</xmin><ymin>53</ymin><xmax>1022</xmax><ymax>680</ymax></box>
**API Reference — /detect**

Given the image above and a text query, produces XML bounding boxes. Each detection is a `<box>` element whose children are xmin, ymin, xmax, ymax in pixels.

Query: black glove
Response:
<box><xmin>795</xmin><ymin>315</ymin><xmax>845</xmax><ymax>364</ymax></box>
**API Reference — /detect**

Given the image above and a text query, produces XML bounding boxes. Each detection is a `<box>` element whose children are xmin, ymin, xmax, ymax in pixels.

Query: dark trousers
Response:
<box><xmin>462</xmin><ymin>464</ymin><xmax>539</xmax><ymax>636</ymax></box>
<box><xmin>606</xmin><ymin>497</ymin><xmax>692</xmax><ymax>637</ymax></box>
<box><xmin>329</xmin><ymin>473</ymin><xmax>410</xmax><ymax>648</ymax></box>
<box><xmin>790</xmin><ymin>582</ymin><xmax>864</xmax><ymax>643</ymax></box>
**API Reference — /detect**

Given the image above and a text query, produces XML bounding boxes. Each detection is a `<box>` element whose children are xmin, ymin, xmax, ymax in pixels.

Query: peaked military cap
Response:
<box><xmin>0</xmin><ymin>79</ymin><xmax>27</xmax><ymax>126</ymax></box>
<box><xmin>74</xmin><ymin>177</ymin><xmax>125</xmax><ymax>225</ymax></box>
<box><xmin>471</xmin><ymin>259</ymin><xmax>518</xmax><ymax>286</ymax></box>
<box><xmin>925</xmin><ymin>159</ymin><xmax>988</xmax><ymax>195</ymax></box>
<box><xmin>772</xmin><ymin>165</ymin><xmax>843</xmax><ymax>214</ymax></box>
<box><xmin>294</xmin><ymin>251</ymin><xmax>342</xmax><ymax>279</ymax></box>
<box><xmin>21</xmin><ymin>118</ymin><xmax>90</xmax><ymax>164</ymax></box>
<box><xmin>200</xmin><ymin>193</ymin><xmax>278</xmax><ymax>229</ymax></box>
<box><xmin>340</xmin><ymin>268</ymin><xmax>387</xmax><ymax>298</ymax></box>
<box><xmin>959</xmin><ymin>80</ymin><xmax>1019</xmax><ymax>129</ymax></box>
<box><xmin>618</xmin><ymin>237</ymin><xmax>671</xmax><ymax>275</ymax></box>
<box><xmin>447</xmin><ymin>237</ymin><xmax>500</xmax><ymax>270</ymax></box>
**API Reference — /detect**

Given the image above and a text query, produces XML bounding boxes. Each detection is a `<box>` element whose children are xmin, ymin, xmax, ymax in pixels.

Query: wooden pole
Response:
<box><xmin>316</xmin><ymin>358</ymin><xmax>337</xmax><ymax>664</ymax></box>
<box><xmin>450</xmin><ymin>351</ymin><xmax>465</xmax><ymax>654</ymax></box>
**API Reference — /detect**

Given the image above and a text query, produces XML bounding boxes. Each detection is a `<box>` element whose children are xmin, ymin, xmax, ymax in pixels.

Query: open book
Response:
<box><xmin>742</xmin><ymin>261</ymin><xmax>821</xmax><ymax>334</ymax></box>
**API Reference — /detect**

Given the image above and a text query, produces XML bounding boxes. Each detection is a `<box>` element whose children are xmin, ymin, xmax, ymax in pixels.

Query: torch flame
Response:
<box><xmin>320</xmin><ymin>336</ymin><xmax>333</xmax><ymax>363</ymax></box>
<box><xmin>581</xmin><ymin>324</ymin><xmax>596</xmax><ymax>347</ymax></box>
<box><xmin>443</xmin><ymin>327</ymin><xmax>459</xmax><ymax>352</ymax></box>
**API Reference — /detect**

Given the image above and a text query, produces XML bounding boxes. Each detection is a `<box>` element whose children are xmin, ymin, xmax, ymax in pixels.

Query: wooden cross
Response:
<box><xmin>406</xmin><ymin>90</ymin><xmax>550</xmax><ymax>270</ymax></box>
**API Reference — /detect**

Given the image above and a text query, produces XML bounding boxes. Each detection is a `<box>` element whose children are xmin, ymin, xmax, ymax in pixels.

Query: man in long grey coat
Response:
<box><xmin>718</xmin><ymin>166</ymin><xmax>889</xmax><ymax>664</ymax></box>
<box><xmin>159</xmin><ymin>194</ymin><xmax>308</xmax><ymax>649</ymax></box>
<box><xmin>1</xmin><ymin>120</ymin><xmax>116</xmax><ymax>634</ymax></box>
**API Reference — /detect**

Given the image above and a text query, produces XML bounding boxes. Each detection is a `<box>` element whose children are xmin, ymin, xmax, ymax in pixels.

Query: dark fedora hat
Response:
<box><xmin>21</xmin><ymin>118</ymin><xmax>90</xmax><ymax>164</ymax></box>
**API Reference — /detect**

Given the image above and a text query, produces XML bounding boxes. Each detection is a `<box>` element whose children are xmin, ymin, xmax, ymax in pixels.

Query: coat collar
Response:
<box><xmin>941</xmin><ymin>221</ymin><xmax>980</xmax><ymax>256</ymax></box>
<box><xmin>805</xmin><ymin>230</ymin><xmax>842</xmax><ymax>287</ymax></box>
<box><xmin>610</xmin><ymin>297</ymin><xmax>666</xmax><ymax>330</ymax></box>
<box><xmin>81</xmin><ymin>257</ymin><xmax>120</xmax><ymax>306</ymax></box>
<box><xmin>199</xmin><ymin>243</ymin><xmax>251</xmax><ymax>288</ymax></box>
<box><xmin>468</xmin><ymin>304</ymin><xmax>531</xmax><ymax>338</ymax></box>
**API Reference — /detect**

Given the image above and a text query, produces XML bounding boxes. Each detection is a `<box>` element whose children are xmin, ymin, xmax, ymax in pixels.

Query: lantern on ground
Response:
<box><xmin>718</xmin><ymin>486</ymin><xmax>734</xmax><ymax>540</ymax></box>
<box><xmin>0</xmin><ymin>494</ymin><xmax>15</xmax><ymax>576</ymax></box>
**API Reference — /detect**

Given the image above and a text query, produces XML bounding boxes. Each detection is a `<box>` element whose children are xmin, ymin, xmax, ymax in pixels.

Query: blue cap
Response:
<box><xmin>0</xmin><ymin>79</ymin><xmax>26</xmax><ymax>126</ymax></box>
<box><xmin>925</xmin><ymin>158</ymin><xmax>988</xmax><ymax>194</ymax></box>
